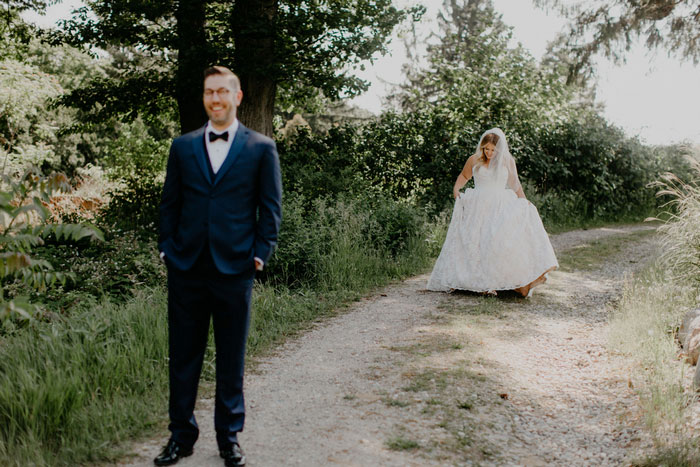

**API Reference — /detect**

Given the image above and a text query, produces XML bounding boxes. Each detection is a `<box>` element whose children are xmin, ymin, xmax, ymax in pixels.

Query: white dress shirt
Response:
<box><xmin>205</xmin><ymin>119</ymin><xmax>239</xmax><ymax>174</ymax></box>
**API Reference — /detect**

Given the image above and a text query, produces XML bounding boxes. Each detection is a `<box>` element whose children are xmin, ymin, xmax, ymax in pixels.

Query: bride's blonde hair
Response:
<box><xmin>477</xmin><ymin>133</ymin><xmax>500</xmax><ymax>166</ymax></box>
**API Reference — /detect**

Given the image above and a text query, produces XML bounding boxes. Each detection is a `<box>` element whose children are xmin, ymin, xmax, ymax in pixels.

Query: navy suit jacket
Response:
<box><xmin>158</xmin><ymin>123</ymin><xmax>282</xmax><ymax>275</ymax></box>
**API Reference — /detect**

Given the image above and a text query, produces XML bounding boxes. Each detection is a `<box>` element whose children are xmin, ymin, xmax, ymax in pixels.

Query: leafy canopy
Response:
<box><xmin>535</xmin><ymin>0</ymin><xmax>700</xmax><ymax>84</ymax></box>
<box><xmin>52</xmin><ymin>0</ymin><xmax>422</xmax><ymax>126</ymax></box>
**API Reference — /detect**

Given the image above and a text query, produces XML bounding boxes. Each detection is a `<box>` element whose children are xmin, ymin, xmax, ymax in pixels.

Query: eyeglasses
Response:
<box><xmin>204</xmin><ymin>88</ymin><xmax>231</xmax><ymax>98</ymax></box>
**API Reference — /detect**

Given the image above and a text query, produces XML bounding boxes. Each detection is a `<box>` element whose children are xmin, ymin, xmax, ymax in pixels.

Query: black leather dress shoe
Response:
<box><xmin>220</xmin><ymin>442</ymin><xmax>246</xmax><ymax>466</ymax></box>
<box><xmin>153</xmin><ymin>439</ymin><xmax>193</xmax><ymax>466</ymax></box>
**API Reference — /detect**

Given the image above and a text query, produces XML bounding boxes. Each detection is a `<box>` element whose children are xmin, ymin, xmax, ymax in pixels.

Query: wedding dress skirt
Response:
<box><xmin>427</xmin><ymin>166</ymin><xmax>558</xmax><ymax>292</ymax></box>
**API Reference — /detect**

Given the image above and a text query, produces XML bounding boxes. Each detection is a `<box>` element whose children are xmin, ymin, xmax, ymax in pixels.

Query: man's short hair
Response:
<box><xmin>203</xmin><ymin>66</ymin><xmax>241</xmax><ymax>91</ymax></box>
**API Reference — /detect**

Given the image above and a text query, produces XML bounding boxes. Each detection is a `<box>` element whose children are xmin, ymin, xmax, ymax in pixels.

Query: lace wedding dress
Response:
<box><xmin>427</xmin><ymin>141</ymin><xmax>558</xmax><ymax>293</ymax></box>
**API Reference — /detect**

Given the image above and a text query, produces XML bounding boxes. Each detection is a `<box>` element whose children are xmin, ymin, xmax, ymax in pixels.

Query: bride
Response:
<box><xmin>427</xmin><ymin>128</ymin><xmax>558</xmax><ymax>297</ymax></box>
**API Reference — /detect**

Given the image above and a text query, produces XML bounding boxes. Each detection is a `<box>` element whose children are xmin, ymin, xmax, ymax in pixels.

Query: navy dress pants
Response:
<box><xmin>166</xmin><ymin>247</ymin><xmax>254</xmax><ymax>450</ymax></box>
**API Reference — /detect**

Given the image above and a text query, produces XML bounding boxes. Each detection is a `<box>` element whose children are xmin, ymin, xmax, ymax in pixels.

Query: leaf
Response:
<box><xmin>36</xmin><ymin>223</ymin><xmax>104</xmax><ymax>243</ymax></box>
<box><xmin>0</xmin><ymin>297</ymin><xmax>39</xmax><ymax>322</ymax></box>
<box><xmin>0</xmin><ymin>251</ymin><xmax>32</xmax><ymax>275</ymax></box>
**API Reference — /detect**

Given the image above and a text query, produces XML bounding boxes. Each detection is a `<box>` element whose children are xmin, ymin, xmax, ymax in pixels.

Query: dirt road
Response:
<box><xmin>122</xmin><ymin>224</ymin><xmax>657</xmax><ymax>466</ymax></box>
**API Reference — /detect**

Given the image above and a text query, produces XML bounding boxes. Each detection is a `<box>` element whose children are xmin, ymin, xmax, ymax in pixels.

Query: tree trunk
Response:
<box><xmin>175</xmin><ymin>0</ymin><xmax>209</xmax><ymax>134</ymax></box>
<box><xmin>232</xmin><ymin>0</ymin><xmax>278</xmax><ymax>137</ymax></box>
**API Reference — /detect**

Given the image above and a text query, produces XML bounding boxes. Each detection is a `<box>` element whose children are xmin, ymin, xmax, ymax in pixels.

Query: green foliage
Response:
<box><xmin>0</xmin><ymin>167</ymin><xmax>103</xmax><ymax>322</ymax></box>
<box><xmin>356</xmin><ymin>109</ymin><xmax>472</xmax><ymax>211</ymax></box>
<box><xmin>0</xmin><ymin>6</ymin><xmax>43</xmax><ymax>61</ymax></box>
<box><xmin>0</xmin><ymin>46</ymin><xmax>121</xmax><ymax>176</ymax></box>
<box><xmin>5</xmin><ymin>229</ymin><xmax>165</xmax><ymax>313</ymax></box>
<box><xmin>54</xmin><ymin>0</ymin><xmax>422</xmax><ymax>129</ymax></box>
<box><xmin>98</xmin><ymin>176</ymin><xmax>163</xmax><ymax>232</ymax></box>
<box><xmin>0</xmin><ymin>59</ymin><xmax>63</xmax><ymax>172</ymax></box>
<box><xmin>95</xmin><ymin>120</ymin><xmax>171</xmax><ymax>233</ymax></box>
<box><xmin>525</xmin><ymin>115</ymin><xmax>658</xmax><ymax>219</ymax></box>
<box><xmin>100</xmin><ymin>118</ymin><xmax>170</xmax><ymax>180</ymax></box>
<box><xmin>277</xmin><ymin>125</ymin><xmax>369</xmax><ymax>199</ymax></box>
<box><xmin>277</xmin><ymin>100</ymin><xmax>686</xmax><ymax>225</ymax></box>
<box><xmin>0</xmin><ymin>289</ymin><xmax>169</xmax><ymax>465</ymax></box>
<box><xmin>535</xmin><ymin>0</ymin><xmax>700</xmax><ymax>85</ymax></box>
<box><xmin>260</xmin><ymin>192</ymin><xmax>436</xmax><ymax>288</ymax></box>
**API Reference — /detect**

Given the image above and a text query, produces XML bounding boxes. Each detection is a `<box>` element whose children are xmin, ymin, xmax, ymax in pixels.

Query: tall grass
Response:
<box><xmin>609</xmin><ymin>160</ymin><xmax>700</xmax><ymax>464</ymax></box>
<box><xmin>0</xmin><ymin>289</ymin><xmax>169</xmax><ymax>466</ymax></box>
<box><xmin>653</xmin><ymin>159</ymin><xmax>700</xmax><ymax>284</ymax></box>
<box><xmin>609</xmin><ymin>268</ymin><xmax>695</xmax><ymax>431</ymax></box>
<box><xmin>0</xmin><ymin>197</ymin><xmax>446</xmax><ymax>466</ymax></box>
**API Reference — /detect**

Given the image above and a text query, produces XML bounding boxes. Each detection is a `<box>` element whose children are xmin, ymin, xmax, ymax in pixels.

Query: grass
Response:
<box><xmin>637</xmin><ymin>440</ymin><xmax>700</xmax><ymax>467</ymax></box>
<box><xmin>383</xmin><ymin>397</ymin><xmax>410</xmax><ymax>408</ymax></box>
<box><xmin>457</xmin><ymin>399</ymin><xmax>474</xmax><ymax>410</ymax></box>
<box><xmin>385</xmin><ymin>435</ymin><xmax>420</xmax><ymax>451</ymax></box>
<box><xmin>607</xmin><ymin>163</ymin><xmax>700</xmax><ymax>464</ymax></box>
<box><xmin>609</xmin><ymin>262</ymin><xmax>700</xmax><ymax>464</ymax></box>
<box><xmin>438</xmin><ymin>295</ymin><xmax>508</xmax><ymax>318</ymax></box>
<box><xmin>0</xmin><ymin>289</ymin><xmax>169</xmax><ymax>467</ymax></box>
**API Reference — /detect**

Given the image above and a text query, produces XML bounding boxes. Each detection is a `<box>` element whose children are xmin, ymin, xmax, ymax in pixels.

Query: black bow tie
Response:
<box><xmin>209</xmin><ymin>131</ymin><xmax>229</xmax><ymax>142</ymax></box>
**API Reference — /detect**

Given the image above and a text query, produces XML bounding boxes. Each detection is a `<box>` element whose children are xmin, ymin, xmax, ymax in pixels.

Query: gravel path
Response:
<box><xmin>120</xmin><ymin>223</ymin><xmax>658</xmax><ymax>466</ymax></box>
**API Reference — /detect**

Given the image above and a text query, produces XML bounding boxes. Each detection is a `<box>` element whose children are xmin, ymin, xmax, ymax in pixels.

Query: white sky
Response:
<box><xmin>24</xmin><ymin>0</ymin><xmax>700</xmax><ymax>145</ymax></box>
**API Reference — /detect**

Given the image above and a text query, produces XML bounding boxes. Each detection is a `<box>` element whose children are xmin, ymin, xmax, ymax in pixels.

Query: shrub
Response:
<box><xmin>277</xmin><ymin>125</ymin><xmax>370</xmax><ymax>199</ymax></box>
<box><xmin>0</xmin><ymin>167</ymin><xmax>103</xmax><ymax>323</ymax></box>
<box><xmin>259</xmin><ymin>192</ymin><xmax>431</xmax><ymax>289</ymax></box>
<box><xmin>98</xmin><ymin>175</ymin><xmax>163</xmax><ymax>233</ymax></box>
<box><xmin>278</xmin><ymin>107</ymin><xmax>679</xmax><ymax>225</ymax></box>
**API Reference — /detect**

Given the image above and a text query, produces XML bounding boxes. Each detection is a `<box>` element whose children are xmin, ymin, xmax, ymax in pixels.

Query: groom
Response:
<box><xmin>155</xmin><ymin>66</ymin><xmax>282</xmax><ymax>466</ymax></box>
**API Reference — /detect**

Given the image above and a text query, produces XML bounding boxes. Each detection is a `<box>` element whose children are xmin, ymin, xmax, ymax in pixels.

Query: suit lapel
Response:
<box><xmin>191</xmin><ymin>125</ymin><xmax>212</xmax><ymax>185</ymax></box>
<box><xmin>214</xmin><ymin>123</ymin><xmax>250</xmax><ymax>185</ymax></box>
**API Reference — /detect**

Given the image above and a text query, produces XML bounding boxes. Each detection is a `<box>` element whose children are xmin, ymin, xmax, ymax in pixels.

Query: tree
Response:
<box><xmin>0</xmin><ymin>0</ymin><xmax>52</xmax><ymax>60</ymax></box>
<box><xmin>393</xmin><ymin>0</ymin><xmax>571</xmax><ymax>128</ymax></box>
<box><xmin>393</xmin><ymin>0</ymin><xmax>513</xmax><ymax>109</ymax></box>
<box><xmin>52</xmin><ymin>0</ymin><xmax>420</xmax><ymax>136</ymax></box>
<box><xmin>0</xmin><ymin>59</ymin><xmax>63</xmax><ymax>174</ymax></box>
<box><xmin>535</xmin><ymin>0</ymin><xmax>700</xmax><ymax>85</ymax></box>
<box><xmin>431</xmin><ymin>0</ymin><xmax>510</xmax><ymax>67</ymax></box>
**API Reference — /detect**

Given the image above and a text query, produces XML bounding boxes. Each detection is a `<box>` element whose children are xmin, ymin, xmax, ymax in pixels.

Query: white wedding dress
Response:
<box><xmin>427</xmin><ymin>163</ymin><xmax>558</xmax><ymax>292</ymax></box>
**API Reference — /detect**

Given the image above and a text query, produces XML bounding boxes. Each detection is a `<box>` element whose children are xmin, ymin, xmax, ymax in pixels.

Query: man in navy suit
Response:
<box><xmin>155</xmin><ymin>66</ymin><xmax>282</xmax><ymax>467</ymax></box>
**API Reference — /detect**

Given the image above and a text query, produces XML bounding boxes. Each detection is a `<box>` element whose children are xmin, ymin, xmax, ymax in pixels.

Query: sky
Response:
<box><xmin>23</xmin><ymin>0</ymin><xmax>700</xmax><ymax>146</ymax></box>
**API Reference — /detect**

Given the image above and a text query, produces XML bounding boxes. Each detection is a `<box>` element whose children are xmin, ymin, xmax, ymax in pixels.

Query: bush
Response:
<box><xmin>3</xmin><ymin>228</ymin><xmax>164</xmax><ymax>315</ymax></box>
<box><xmin>100</xmin><ymin>119</ymin><xmax>170</xmax><ymax>180</ymax></box>
<box><xmin>359</xmin><ymin>194</ymin><xmax>427</xmax><ymax>256</ymax></box>
<box><xmin>98</xmin><ymin>176</ymin><xmax>163</xmax><ymax>232</ymax></box>
<box><xmin>278</xmin><ymin>107</ymin><xmax>681</xmax><ymax>225</ymax></box>
<box><xmin>258</xmin><ymin>192</ymin><xmax>432</xmax><ymax>289</ymax></box>
<box><xmin>277</xmin><ymin>125</ymin><xmax>370</xmax><ymax>199</ymax></box>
